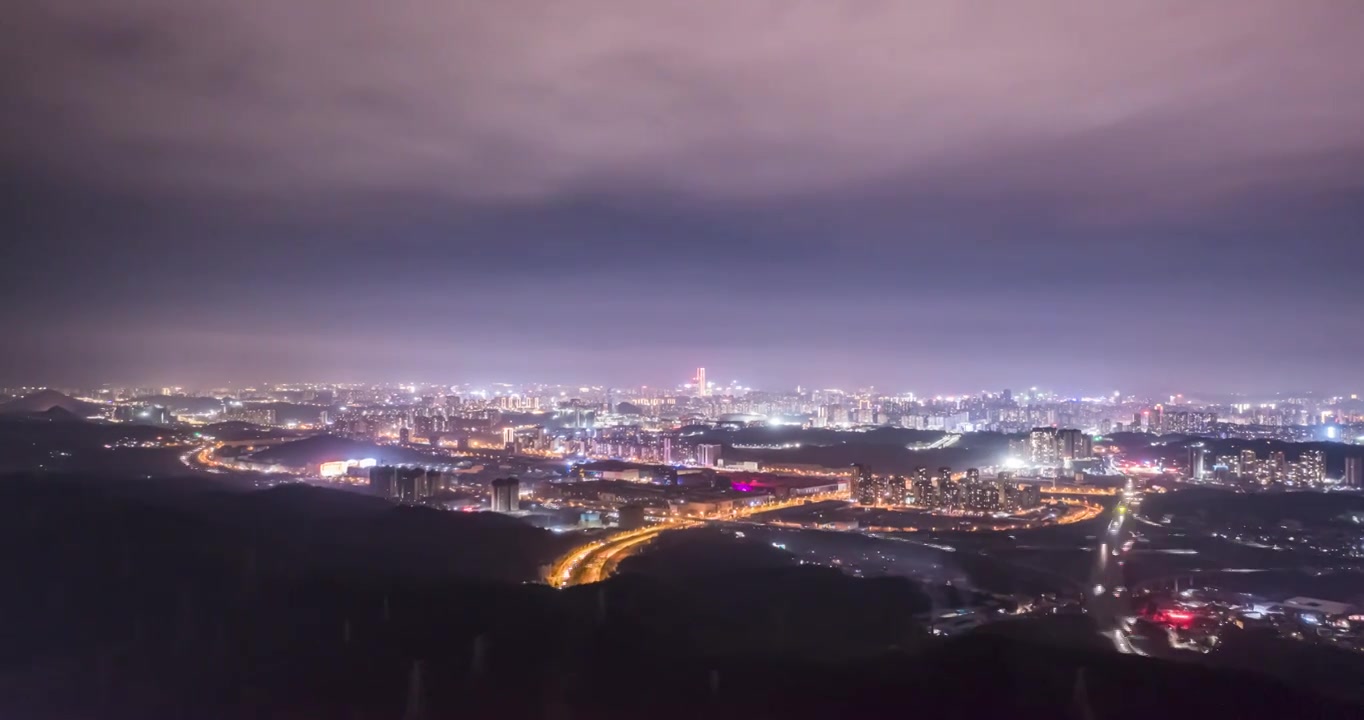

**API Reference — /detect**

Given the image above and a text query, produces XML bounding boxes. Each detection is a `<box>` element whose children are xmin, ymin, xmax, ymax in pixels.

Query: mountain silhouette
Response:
<box><xmin>0</xmin><ymin>389</ymin><xmax>101</xmax><ymax>417</ymax></box>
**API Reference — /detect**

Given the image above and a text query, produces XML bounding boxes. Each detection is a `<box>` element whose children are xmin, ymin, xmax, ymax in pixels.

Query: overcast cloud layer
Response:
<box><xmin>3</xmin><ymin>1</ymin><xmax>1364</xmax><ymax>391</ymax></box>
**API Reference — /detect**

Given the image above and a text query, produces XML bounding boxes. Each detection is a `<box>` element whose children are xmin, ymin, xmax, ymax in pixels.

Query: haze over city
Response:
<box><xmin>4</xmin><ymin>1</ymin><xmax>1364</xmax><ymax>391</ymax></box>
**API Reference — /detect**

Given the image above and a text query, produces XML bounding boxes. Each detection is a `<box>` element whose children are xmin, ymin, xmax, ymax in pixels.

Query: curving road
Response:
<box><xmin>547</xmin><ymin>495</ymin><xmax>849</xmax><ymax>588</ymax></box>
<box><xmin>549</xmin><ymin>522</ymin><xmax>700</xmax><ymax>588</ymax></box>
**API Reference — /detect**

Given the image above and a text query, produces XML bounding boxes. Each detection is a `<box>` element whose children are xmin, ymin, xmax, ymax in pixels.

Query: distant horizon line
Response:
<box><xmin>5</xmin><ymin>381</ymin><xmax>1359</xmax><ymax>403</ymax></box>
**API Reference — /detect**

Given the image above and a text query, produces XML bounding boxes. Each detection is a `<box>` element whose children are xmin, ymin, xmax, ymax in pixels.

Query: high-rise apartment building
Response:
<box><xmin>1029</xmin><ymin>428</ymin><xmax>1059</xmax><ymax>465</ymax></box>
<box><xmin>852</xmin><ymin>463</ymin><xmax>874</xmax><ymax>504</ymax></box>
<box><xmin>490</xmin><ymin>477</ymin><xmax>520</xmax><ymax>513</ymax></box>
<box><xmin>1188</xmin><ymin>446</ymin><xmax>1207</xmax><ymax>480</ymax></box>
<box><xmin>1028</xmin><ymin>428</ymin><xmax>1090</xmax><ymax>465</ymax></box>
<box><xmin>1345</xmin><ymin>456</ymin><xmax>1363</xmax><ymax>488</ymax></box>
<box><xmin>911</xmin><ymin>467</ymin><xmax>934</xmax><ymax>506</ymax></box>
<box><xmin>1294</xmin><ymin>450</ymin><xmax>1325</xmax><ymax>485</ymax></box>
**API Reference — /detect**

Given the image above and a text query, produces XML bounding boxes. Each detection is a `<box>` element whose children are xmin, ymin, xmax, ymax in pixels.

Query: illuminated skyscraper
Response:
<box><xmin>961</xmin><ymin>468</ymin><xmax>982</xmax><ymax>509</ymax></box>
<box><xmin>851</xmin><ymin>463</ymin><xmax>874</xmax><ymax>504</ymax></box>
<box><xmin>1190</xmin><ymin>412</ymin><xmax>1217</xmax><ymax>434</ymax></box>
<box><xmin>911</xmin><ymin>467</ymin><xmax>934</xmax><ymax>506</ymax></box>
<box><xmin>1028</xmin><ymin>427</ymin><xmax>1089</xmax><ymax>465</ymax></box>
<box><xmin>695</xmin><ymin>367</ymin><xmax>708</xmax><ymax>397</ymax></box>
<box><xmin>936</xmin><ymin>467</ymin><xmax>959</xmax><ymax>509</ymax></box>
<box><xmin>1294</xmin><ymin>450</ymin><xmax>1325</xmax><ymax>484</ymax></box>
<box><xmin>1269</xmin><ymin>451</ymin><xmax>1287</xmax><ymax>481</ymax></box>
<box><xmin>886</xmin><ymin>475</ymin><xmax>909</xmax><ymax>505</ymax></box>
<box><xmin>1029</xmin><ymin>428</ymin><xmax>1060</xmax><ymax>465</ymax></box>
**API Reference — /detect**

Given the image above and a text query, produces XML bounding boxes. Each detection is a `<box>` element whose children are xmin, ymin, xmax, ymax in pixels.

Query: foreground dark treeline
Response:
<box><xmin>0</xmin><ymin>473</ymin><xmax>1360</xmax><ymax>719</ymax></box>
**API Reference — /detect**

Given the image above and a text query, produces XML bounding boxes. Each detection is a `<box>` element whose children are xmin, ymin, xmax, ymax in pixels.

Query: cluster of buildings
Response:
<box><xmin>112</xmin><ymin>404</ymin><xmax>176</xmax><ymax>425</ymax></box>
<box><xmin>569</xmin><ymin>460</ymin><xmax>677</xmax><ymax>484</ymax></box>
<box><xmin>332</xmin><ymin>406</ymin><xmax>516</xmax><ymax>449</ymax></box>
<box><xmin>853</xmin><ymin>466</ymin><xmax>1044</xmax><ymax>514</ymax></box>
<box><xmin>368</xmin><ymin>465</ymin><xmax>461</xmax><ymax>503</ymax></box>
<box><xmin>1024</xmin><ymin>427</ymin><xmax>1093</xmax><ymax>465</ymax></box>
<box><xmin>547</xmin><ymin>462</ymin><xmax>846</xmax><ymax>520</ymax></box>
<box><xmin>312</xmin><ymin>462</ymin><xmax>520</xmax><ymax>512</ymax></box>
<box><xmin>549</xmin><ymin>480</ymin><xmax>773</xmax><ymax>520</ymax></box>
<box><xmin>49</xmin><ymin>377</ymin><xmax>1364</xmax><ymax>450</ymax></box>
<box><xmin>357</xmin><ymin>464</ymin><xmax>503</xmax><ymax>507</ymax></box>
<box><xmin>211</xmin><ymin>402</ymin><xmax>280</xmax><ymax>426</ymax></box>
<box><xmin>338</xmin><ymin>451</ymin><xmax>852</xmax><ymax>527</ymax></box>
<box><xmin>542</xmin><ymin>428</ymin><xmax>682</xmax><ymax>464</ymax></box>
<box><xmin>1188</xmin><ymin>447</ymin><xmax>1327</xmax><ymax>486</ymax></box>
<box><xmin>330</xmin><ymin>406</ymin><xmax>731</xmax><ymax>467</ymax></box>
<box><xmin>1141</xmin><ymin>586</ymin><xmax>1364</xmax><ymax>656</ymax></box>
<box><xmin>1137</xmin><ymin>408</ymin><xmax>1218</xmax><ymax>434</ymax></box>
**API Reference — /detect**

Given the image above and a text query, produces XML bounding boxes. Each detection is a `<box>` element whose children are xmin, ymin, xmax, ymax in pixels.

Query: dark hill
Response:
<box><xmin>0</xmin><ymin>419</ymin><xmax>196</xmax><ymax>475</ymax></box>
<box><xmin>1144</xmin><ymin>486</ymin><xmax>1364</xmax><ymax>525</ymax></box>
<box><xmin>36</xmin><ymin>406</ymin><xmax>85</xmax><ymax>422</ymax></box>
<box><xmin>183</xmin><ymin>483</ymin><xmax>559</xmax><ymax>583</ymax></box>
<box><xmin>0</xmin><ymin>472</ymin><xmax>1359</xmax><ymax>719</ymax></box>
<box><xmin>216</xmin><ymin>483</ymin><xmax>396</xmax><ymax>518</ymax></box>
<box><xmin>0</xmin><ymin>389</ymin><xmax>102</xmax><ymax>416</ymax></box>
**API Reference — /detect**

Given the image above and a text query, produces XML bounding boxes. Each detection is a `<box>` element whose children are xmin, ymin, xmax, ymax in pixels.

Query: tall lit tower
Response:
<box><xmin>695</xmin><ymin>367</ymin><xmax>708</xmax><ymax>397</ymax></box>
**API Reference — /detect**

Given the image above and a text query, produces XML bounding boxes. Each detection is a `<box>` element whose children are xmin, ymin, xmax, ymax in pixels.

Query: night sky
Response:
<box><xmin>3</xmin><ymin>2</ymin><xmax>1363</xmax><ymax>393</ymax></box>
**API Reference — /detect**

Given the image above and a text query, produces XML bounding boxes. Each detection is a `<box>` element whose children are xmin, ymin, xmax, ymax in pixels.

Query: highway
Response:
<box><xmin>548</xmin><ymin>494</ymin><xmax>848</xmax><ymax>588</ymax></box>
<box><xmin>1085</xmin><ymin>477</ymin><xmax>1146</xmax><ymax>655</ymax></box>
<box><xmin>549</xmin><ymin>521</ymin><xmax>700</xmax><ymax>588</ymax></box>
<box><xmin>185</xmin><ymin>444</ymin><xmax>223</xmax><ymax>470</ymax></box>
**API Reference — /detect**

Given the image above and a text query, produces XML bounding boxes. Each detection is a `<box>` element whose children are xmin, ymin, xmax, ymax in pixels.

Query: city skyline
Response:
<box><xmin>5</xmin><ymin>1</ymin><xmax>1364</xmax><ymax>391</ymax></box>
<box><xmin>7</xmin><ymin>376</ymin><xmax>1364</xmax><ymax>404</ymax></box>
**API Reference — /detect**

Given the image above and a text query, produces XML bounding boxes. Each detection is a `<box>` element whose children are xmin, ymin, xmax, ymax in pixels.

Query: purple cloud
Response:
<box><xmin>4</xmin><ymin>0</ymin><xmax>1362</xmax><ymax>215</ymax></box>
